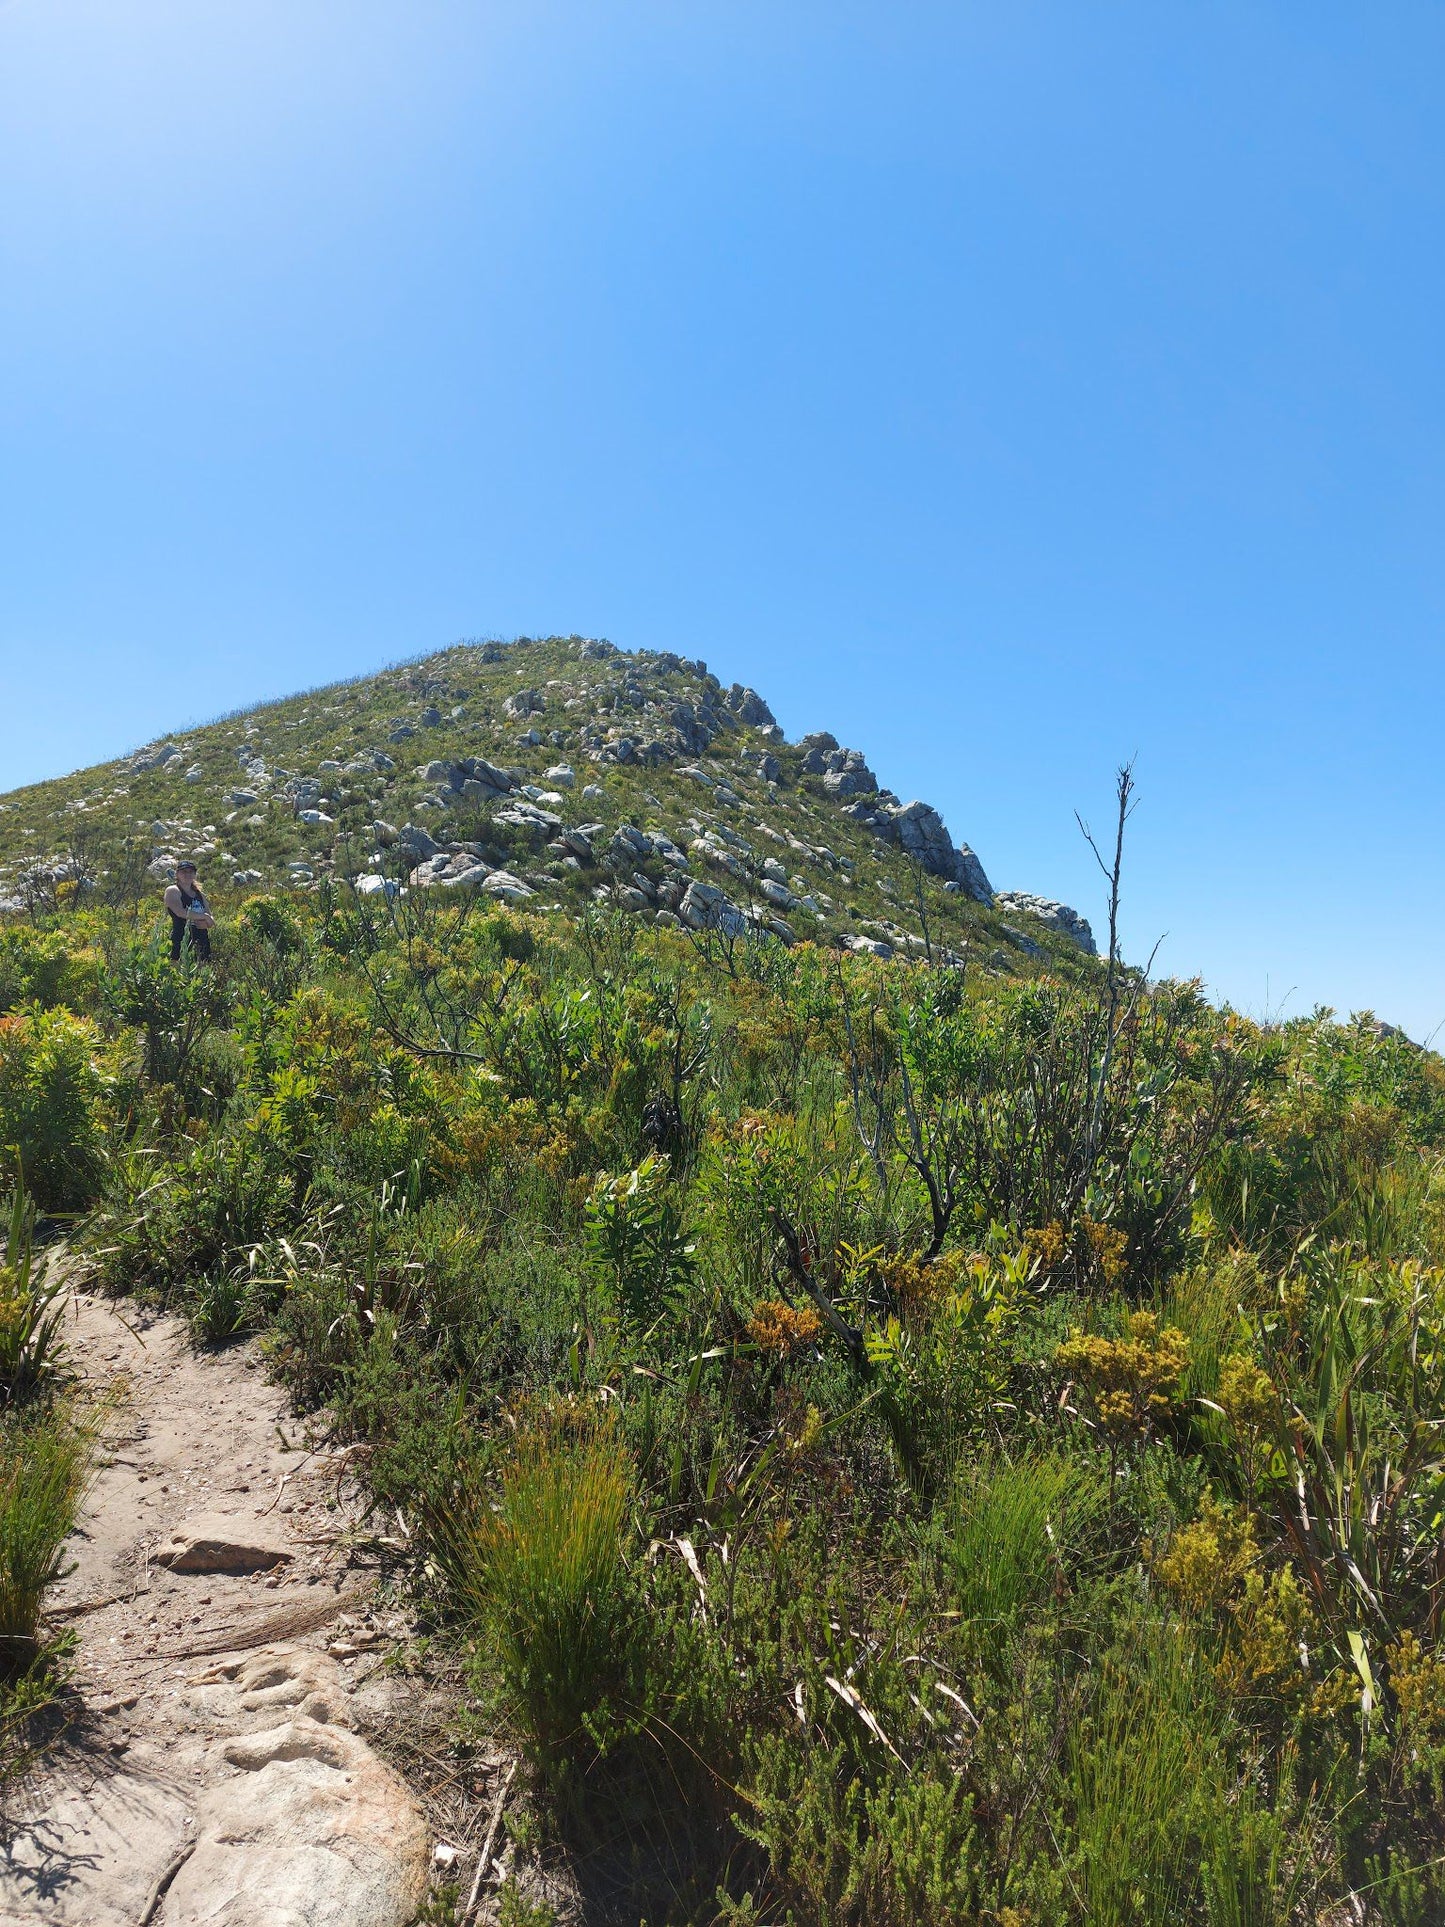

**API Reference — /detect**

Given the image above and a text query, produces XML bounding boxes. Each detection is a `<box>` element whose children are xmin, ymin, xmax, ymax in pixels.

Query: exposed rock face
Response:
<box><xmin>185</xmin><ymin>1648</ymin><xmax>355</xmax><ymax>1733</ymax></box>
<box><xmin>159</xmin><ymin>1714</ymin><xmax>429</xmax><ymax>1926</ymax></box>
<box><xmin>994</xmin><ymin>892</ymin><xmax>1096</xmax><ymax>954</ymax></box>
<box><xmin>1</xmin><ymin>1768</ymin><xmax>194</xmax><ymax>1925</ymax></box>
<box><xmin>723</xmin><ymin>684</ymin><xmax>776</xmax><ymax>728</ymax></box>
<box><xmin>952</xmin><ymin>844</ymin><xmax>994</xmax><ymax>903</ymax></box>
<box><xmin>856</xmin><ymin>800</ymin><xmax>994</xmax><ymax>902</ymax></box>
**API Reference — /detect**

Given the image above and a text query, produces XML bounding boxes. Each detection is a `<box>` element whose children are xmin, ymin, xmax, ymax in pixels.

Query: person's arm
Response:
<box><xmin>163</xmin><ymin>884</ymin><xmax>185</xmax><ymax>918</ymax></box>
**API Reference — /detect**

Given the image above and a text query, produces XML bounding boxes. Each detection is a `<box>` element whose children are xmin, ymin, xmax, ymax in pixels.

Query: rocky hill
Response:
<box><xmin>0</xmin><ymin>634</ymin><xmax>1095</xmax><ymax>970</ymax></box>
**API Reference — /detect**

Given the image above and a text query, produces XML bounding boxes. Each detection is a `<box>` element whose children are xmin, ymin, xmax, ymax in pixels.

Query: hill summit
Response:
<box><xmin>0</xmin><ymin>634</ymin><xmax>1095</xmax><ymax>969</ymax></box>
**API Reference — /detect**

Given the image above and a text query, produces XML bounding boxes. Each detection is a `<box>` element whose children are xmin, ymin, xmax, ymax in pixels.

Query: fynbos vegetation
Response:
<box><xmin>3</xmin><ymin>637</ymin><xmax>1443</xmax><ymax>1922</ymax></box>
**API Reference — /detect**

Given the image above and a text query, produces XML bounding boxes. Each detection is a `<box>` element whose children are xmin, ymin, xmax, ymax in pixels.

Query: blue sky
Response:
<box><xmin>1</xmin><ymin>2</ymin><xmax>1441</xmax><ymax>1037</ymax></box>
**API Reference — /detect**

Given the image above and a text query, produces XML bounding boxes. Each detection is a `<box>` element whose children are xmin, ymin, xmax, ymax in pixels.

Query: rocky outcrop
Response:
<box><xmin>416</xmin><ymin>757</ymin><xmax>516</xmax><ymax>806</ymax></box>
<box><xmin>502</xmin><ymin>689</ymin><xmax>545</xmax><ymax>720</ymax></box>
<box><xmin>993</xmin><ymin>892</ymin><xmax>1096</xmax><ymax>954</ymax></box>
<box><xmin>129</xmin><ymin>742</ymin><xmax>186</xmax><ymax>775</ymax></box>
<box><xmin>723</xmin><ymin>684</ymin><xmax>775</xmax><ymax>728</ymax></box>
<box><xmin>845</xmin><ymin>799</ymin><xmax>995</xmax><ymax>903</ymax></box>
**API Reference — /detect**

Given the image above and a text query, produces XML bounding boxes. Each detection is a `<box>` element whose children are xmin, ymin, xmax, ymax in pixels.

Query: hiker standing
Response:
<box><xmin>164</xmin><ymin>860</ymin><xmax>215</xmax><ymax>962</ymax></box>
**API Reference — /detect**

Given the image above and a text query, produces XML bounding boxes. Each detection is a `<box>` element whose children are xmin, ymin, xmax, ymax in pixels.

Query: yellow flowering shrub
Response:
<box><xmin>748</xmin><ymin>1299</ymin><xmax>824</xmax><ymax>1359</ymax></box>
<box><xmin>1218</xmin><ymin>1563</ymin><xmax>1316</xmax><ymax>1705</ymax></box>
<box><xmin>883</xmin><ymin>1249</ymin><xmax>971</xmax><ymax>1316</ymax></box>
<box><xmin>1154</xmin><ymin>1494</ymin><xmax>1259</xmax><ymax>1616</ymax></box>
<box><xmin>1056</xmin><ymin>1311</ymin><xmax>1189</xmax><ymax>1441</ymax></box>
<box><xmin>1082</xmin><ymin>1216</ymin><xmax>1129</xmax><ymax>1285</ymax></box>
<box><xmin>1389</xmin><ymin>1631</ymin><xmax>1445</xmax><ymax>1740</ymax></box>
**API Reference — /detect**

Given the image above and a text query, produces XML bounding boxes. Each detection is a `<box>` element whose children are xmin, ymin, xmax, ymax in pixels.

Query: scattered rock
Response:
<box><xmin>481</xmin><ymin>871</ymin><xmax>536</xmax><ymax>903</ymax></box>
<box><xmin>993</xmin><ymin>894</ymin><xmax>1095</xmax><ymax>953</ymax></box>
<box><xmin>155</xmin><ymin>1516</ymin><xmax>294</xmax><ymax>1575</ymax></box>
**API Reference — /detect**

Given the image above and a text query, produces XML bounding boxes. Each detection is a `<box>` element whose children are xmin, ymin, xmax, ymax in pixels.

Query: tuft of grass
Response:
<box><xmin>0</xmin><ymin>1174</ymin><xmax>69</xmax><ymax>1406</ymax></box>
<box><xmin>946</xmin><ymin>1447</ymin><xmax>1108</xmax><ymax>1650</ymax></box>
<box><xmin>188</xmin><ymin>1269</ymin><xmax>253</xmax><ymax>1345</ymax></box>
<box><xmin>431</xmin><ymin>1425</ymin><xmax>640</xmax><ymax>1785</ymax></box>
<box><xmin>1067</xmin><ymin>1616</ymin><xmax>1261</xmax><ymax>1927</ymax></box>
<box><xmin>0</xmin><ymin>1401</ymin><xmax>93</xmax><ymax>1678</ymax></box>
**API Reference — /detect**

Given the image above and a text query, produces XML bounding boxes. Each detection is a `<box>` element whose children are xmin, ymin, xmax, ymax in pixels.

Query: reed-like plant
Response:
<box><xmin>947</xmin><ymin>1447</ymin><xmax>1108</xmax><ymax>1654</ymax></box>
<box><xmin>0</xmin><ymin>1403</ymin><xmax>91</xmax><ymax>1676</ymax></box>
<box><xmin>433</xmin><ymin>1426</ymin><xmax>639</xmax><ymax>1782</ymax></box>
<box><xmin>0</xmin><ymin>1173</ymin><xmax>68</xmax><ymax>1405</ymax></box>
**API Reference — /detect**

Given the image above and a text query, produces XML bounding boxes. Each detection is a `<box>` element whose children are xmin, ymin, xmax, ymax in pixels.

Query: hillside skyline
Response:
<box><xmin>2</xmin><ymin>627</ymin><xmax>1437</xmax><ymax>1044</ymax></box>
<box><xmin>3</xmin><ymin>2</ymin><xmax>1442</xmax><ymax>1035</ymax></box>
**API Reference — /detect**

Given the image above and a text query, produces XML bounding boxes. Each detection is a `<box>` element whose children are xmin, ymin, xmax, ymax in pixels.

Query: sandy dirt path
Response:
<box><xmin>0</xmin><ymin>1292</ymin><xmax>436</xmax><ymax>1926</ymax></box>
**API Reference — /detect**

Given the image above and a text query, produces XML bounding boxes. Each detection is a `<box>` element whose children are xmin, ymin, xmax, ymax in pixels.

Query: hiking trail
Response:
<box><xmin>0</xmin><ymin>1289</ymin><xmax>472</xmax><ymax>1926</ymax></box>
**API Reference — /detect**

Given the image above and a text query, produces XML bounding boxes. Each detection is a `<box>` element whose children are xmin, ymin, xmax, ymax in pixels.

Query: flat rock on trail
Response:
<box><xmin>0</xmin><ymin>1292</ymin><xmax>431</xmax><ymax>1926</ymax></box>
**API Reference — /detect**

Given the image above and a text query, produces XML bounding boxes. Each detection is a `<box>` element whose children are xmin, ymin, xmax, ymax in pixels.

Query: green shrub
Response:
<box><xmin>87</xmin><ymin>1126</ymin><xmax>293</xmax><ymax>1298</ymax></box>
<box><xmin>102</xmin><ymin>939</ymin><xmax>231</xmax><ymax>1090</ymax></box>
<box><xmin>583</xmin><ymin>1153</ymin><xmax>696</xmax><ymax>1337</ymax></box>
<box><xmin>0</xmin><ymin>1007</ymin><xmax>106</xmax><ymax>1212</ymax></box>
<box><xmin>0</xmin><ymin>928</ymin><xmax>101</xmax><ymax>1016</ymax></box>
<box><xmin>226</xmin><ymin>895</ymin><xmax>309</xmax><ymax>1003</ymax></box>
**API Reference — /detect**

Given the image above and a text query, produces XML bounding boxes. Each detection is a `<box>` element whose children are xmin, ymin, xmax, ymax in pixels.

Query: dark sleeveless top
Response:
<box><xmin>169</xmin><ymin>882</ymin><xmax>212</xmax><ymax>960</ymax></box>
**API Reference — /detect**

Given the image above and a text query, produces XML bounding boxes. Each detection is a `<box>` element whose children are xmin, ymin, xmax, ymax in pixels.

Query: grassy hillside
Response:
<box><xmin>0</xmin><ymin>634</ymin><xmax>1090</xmax><ymax>978</ymax></box>
<box><xmin>4</xmin><ymin>637</ymin><xmax>1445</xmax><ymax>1924</ymax></box>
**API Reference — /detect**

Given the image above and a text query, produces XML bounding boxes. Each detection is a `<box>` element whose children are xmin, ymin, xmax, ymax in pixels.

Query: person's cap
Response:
<box><xmin>176</xmin><ymin>860</ymin><xmax>198</xmax><ymax>873</ymax></box>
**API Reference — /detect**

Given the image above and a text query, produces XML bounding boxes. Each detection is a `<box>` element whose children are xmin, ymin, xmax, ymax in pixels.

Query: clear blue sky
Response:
<box><xmin>2</xmin><ymin>2</ymin><xmax>1441</xmax><ymax>1037</ymax></box>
